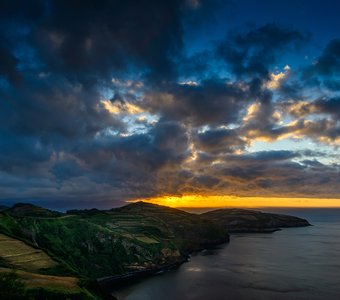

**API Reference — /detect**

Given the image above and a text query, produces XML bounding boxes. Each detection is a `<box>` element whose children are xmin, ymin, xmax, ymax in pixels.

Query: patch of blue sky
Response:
<box><xmin>121</xmin><ymin>113</ymin><xmax>159</xmax><ymax>136</ymax></box>
<box><xmin>247</xmin><ymin>138</ymin><xmax>338</xmax><ymax>166</ymax></box>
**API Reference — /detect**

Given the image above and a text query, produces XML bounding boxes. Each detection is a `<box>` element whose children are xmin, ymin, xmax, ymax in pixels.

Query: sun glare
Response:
<box><xmin>129</xmin><ymin>195</ymin><xmax>340</xmax><ymax>208</ymax></box>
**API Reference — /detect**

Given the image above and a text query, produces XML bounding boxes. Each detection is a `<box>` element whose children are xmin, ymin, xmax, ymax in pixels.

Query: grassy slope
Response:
<box><xmin>0</xmin><ymin>202</ymin><xmax>228</xmax><ymax>280</ymax></box>
<box><xmin>0</xmin><ymin>233</ymin><xmax>56</xmax><ymax>271</ymax></box>
<box><xmin>112</xmin><ymin>201</ymin><xmax>228</xmax><ymax>252</ymax></box>
<box><xmin>0</xmin><ymin>267</ymin><xmax>78</xmax><ymax>290</ymax></box>
<box><xmin>0</xmin><ymin>233</ymin><xmax>98</xmax><ymax>299</ymax></box>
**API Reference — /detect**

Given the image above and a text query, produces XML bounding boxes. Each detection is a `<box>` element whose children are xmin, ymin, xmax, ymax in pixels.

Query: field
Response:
<box><xmin>0</xmin><ymin>233</ymin><xmax>56</xmax><ymax>271</ymax></box>
<box><xmin>0</xmin><ymin>267</ymin><xmax>78</xmax><ymax>290</ymax></box>
<box><xmin>0</xmin><ymin>231</ymin><xmax>98</xmax><ymax>300</ymax></box>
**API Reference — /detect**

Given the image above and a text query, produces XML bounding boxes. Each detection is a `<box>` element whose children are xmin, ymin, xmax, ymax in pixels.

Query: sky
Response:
<box><xmin>1</xmin><ymin>0</ymin><xmax>340</xmax><ymax>210</ymax></box>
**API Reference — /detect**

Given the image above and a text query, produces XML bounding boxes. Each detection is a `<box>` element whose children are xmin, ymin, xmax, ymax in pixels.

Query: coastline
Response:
<box><xmin>98</xmin><ymin>223</ymin><xmax>308</xmax><ymax>297</ymax></box>
<box><xmin>106</xmin><ymin>217</ymin><xmax>340</xmax><ymax>300</ymax></box>
<box><xmin>98</xmin><ymin>237</ymin><xmax>230</xmax><ymax>295</ymax></box>
<box><xmin>99</xmin><ymin>223</ymin><xmax>312</xmax><ymax>298</ymax></box>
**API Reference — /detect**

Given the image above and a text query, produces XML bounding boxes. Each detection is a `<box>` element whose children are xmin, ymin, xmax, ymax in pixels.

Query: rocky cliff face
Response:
<box><xmin>202</xmin><ymin>208</ymin><xmax>311</xmax><ymax>233</ymax></box>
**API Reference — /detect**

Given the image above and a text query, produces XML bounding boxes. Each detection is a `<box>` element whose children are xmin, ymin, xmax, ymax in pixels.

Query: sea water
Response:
<box><xmin>112</xmin><ymin>208</ymin><xmax>340</xmax><ymax>300</ymax></box>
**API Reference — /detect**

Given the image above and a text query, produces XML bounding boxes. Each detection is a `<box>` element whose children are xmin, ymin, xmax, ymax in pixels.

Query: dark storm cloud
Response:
<box><xmin>1</xmin><ymin>0</ymin><xmax>190</xmax><ymax>202</ymax></box>
<box><xmin>143</xmin><ymin>79</ymin><xmax>249</xmax><ymax>127</ymax></box>
<box><xmin>200</xmin><ymin>24</ymin><xmax>308</xmax><ymax>144</ymax></box>
<box><xmin>305</xmin><ymin>39</ymin><xmax>340</xmax><ymax>76</ymax></box>
<box><xmin>0</xmin><ymin>0</ymin><xmax>45</xmax><ymax>20</ymax></box>
<box><xmin>217</xmin><ymin>24</ymin><xmax>306</xmax><ymax>79</ymax></box>
<box><xmin>0</xmin><ymin>46</ymin><xmax>22</xmax><ymax>84</ymax></box>
<box><xmin>66</xmin><ymin>119</ymin><xmax>190</xmax><ymax>194</ymax></box>
<box><xmin>51</xmin><ymin>158</ymin><xmax>85</xmax><ymax>183</ymax></box>
<box><xmin>315</xmin><ymin>97</ymin><xmax>340</xmax><ymax>117</ymax></box>
<box><xmin>0</xmin><ymin>77</ymin><xmax>120</xmax><ymax>139</ymax></box>
<box><xmin>303</xmin><ymin>39</ymin><xmax>340</xmax><ymax>90</ymax></box>
<box><xmin>1</xmin><ymin>0</ymin><xmax>340</xmax><ymax>206</ymax></box>
<box><xmin>0</xmin><ymin>131</ymin><xmax>52</xmax><ymax>173</ymax></box>
<box><xmin>109</xmin><ymin>120</ymin><xmax>189</xmax><ymax>171</ymax></box>
<box><xmin>195</xmin><ymin>128</ymin><xmax>247</xmax><ymax>154</ymax></box>
<box><xmin>0</xmin><ymin>0</ymin><xmax>186</xmax><ymax>85</ymax></box>
<box><xmin>35</xmin><ymin>0</ymin><xmax>184</xmax><ymax>82</ymax></box>
<box><xmin>205</xmin><ymin>151</ymin><xmax>340</xmax><ymax>197</ymax></box>
<box><xmin>163</xmin><ymin>149</ymin><xmax>340</xmax><ymax>198</ymax></box>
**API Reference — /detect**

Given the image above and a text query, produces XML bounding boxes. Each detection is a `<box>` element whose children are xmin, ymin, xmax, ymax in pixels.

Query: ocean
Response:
<box><xmin>111</xmin><ymin>208</ymin><xmax>340</xmax><ymax>300</ymax></box>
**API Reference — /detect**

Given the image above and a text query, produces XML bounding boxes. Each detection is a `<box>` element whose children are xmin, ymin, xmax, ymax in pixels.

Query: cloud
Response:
<box><xmin>1</xmin><ymin>1</ymin><xmax>340</xmax><ymax>206</ymax></box>
<box><xmin>278</xmin><ymin>97</ymin><xmax>340</xmax><ymax>145</ymax></box>
<box><xmin>265</xmin><ymin>65</ymin><xmax>290</xmax><ymax>90</ymax></box>
<box><xmin>0</xmin><ymin>0</ymin><xmax>187</xmax><ymax>86</ymax></box>
<box><xmin>217</xmin><ymin>24</ymin><xmax>306</xmax><ymax>79</ymax></box>
<box><xmin>143</xmin><ymin>79</ymin><xmax>249</xmax><ymax>127</ymax></box>
<box><xmin>0</xmin><ymin>46</ymin><xmax>22</xmax><ymax>84</ymax></box>
<box><xmin>40</xmin><ymin>0</ymin><xmax>186</xmax><ymax>83</ymax></box>
<box><xmin>306</xmin><ymin>39</ymin><xmax>340</xmax><ymax>76</ymax></box>
<box><xmin>195</xmin><ymin>128</ymin><xmax>247</xmax><ymax>154</ymax></box>
<box><xmin>303</xmin><ymin>39</ymin><xmax>340</xmax><ymax>90</ymax></box>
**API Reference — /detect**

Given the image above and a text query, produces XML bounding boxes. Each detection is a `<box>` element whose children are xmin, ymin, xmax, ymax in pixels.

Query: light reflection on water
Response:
<box><xmin>112</xmin><ymin>209</ymin><xmax>340</xmax><ymax>300</ymax></box>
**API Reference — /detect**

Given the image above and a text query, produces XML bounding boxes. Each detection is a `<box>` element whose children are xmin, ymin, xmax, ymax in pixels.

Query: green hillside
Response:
<box><xmin>0</xmin><ymin>232</ymin><xmax>99</xmax><ymax>300</ymax></box>
<box><xmin>0</xmin><ymin>202</ymin><xmax>228</xmax><ymax>280</ymax></box>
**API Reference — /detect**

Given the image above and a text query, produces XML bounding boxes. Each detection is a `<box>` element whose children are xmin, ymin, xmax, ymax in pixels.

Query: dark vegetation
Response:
<box><xmin>0</xmin><ymin>271</ymin><xmax>97</xmax><ymax>300</ymax></box>
<box><xmin>0</xmin><ymin>271</ymin><xmax>27</xmax><ymax>300</ymax></box>
<box><xmin>203</xmin><ymin>208</ymin><xmax>311</xmax><ymax>233</ymax></box>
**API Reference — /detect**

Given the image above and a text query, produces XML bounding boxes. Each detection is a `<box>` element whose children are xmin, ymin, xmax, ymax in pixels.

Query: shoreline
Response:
<box><xmin>97</xmin><ymin>237</ymin><xmax>230</xmax><ymax>294</ymax></box>
<box><xmin>98</xmin><ymin>224</ymin><xmax>311</xmax><ymax>298</ymax></box>
<box><xmin>97</xmin><ymin>257</ymin><xmax>188</xmax><ymax>290</ymax></box>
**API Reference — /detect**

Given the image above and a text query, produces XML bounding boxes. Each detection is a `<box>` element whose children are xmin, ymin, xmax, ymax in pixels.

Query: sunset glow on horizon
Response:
<box><xmin>130</xmin><ymin>195</ymin><xmax>340</xmax><ymax>209</ymax></box>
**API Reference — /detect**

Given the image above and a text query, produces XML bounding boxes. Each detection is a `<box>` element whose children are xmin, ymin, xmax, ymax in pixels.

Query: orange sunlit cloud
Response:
<box><xmin>129</xmin><ymin>195</ymin><xmax>340</xmax><ymax>208</ymax></box>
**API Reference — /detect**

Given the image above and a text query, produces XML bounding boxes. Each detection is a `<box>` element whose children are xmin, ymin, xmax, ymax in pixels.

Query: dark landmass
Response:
<box><xmin>6</xmin><ymin>203</ymin><xmax>62</xmax><ymax>218</ymax></box>
<box><xmin>202</xmin><ymin>208</ymin><xmax>311</xmax><ymax>233</ymax></box>
<box><xmin>0</xmin><ymin>201</ymin><xmax>311</xmax><ymax>299</ymax></box>
<box><xmin>0</xmin><ymin>205</ymin><xmax>8</xmax><ymax>211</ymax></box>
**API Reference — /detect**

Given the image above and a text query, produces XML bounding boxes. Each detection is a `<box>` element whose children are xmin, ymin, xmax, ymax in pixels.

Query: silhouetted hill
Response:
<box><xmin>5</xmin><ymin>203</ymin><xmax>62</xmax><ymax>218</ymax></box>
<box><xmin>0</xmin><ymin>205</ymin><xmax>8</xmax><ymax>211</ymax></box>
<box><xmin>202</xmin><ymin>208</ymin><xmax>311</xmax><ymax>233</ymax></box>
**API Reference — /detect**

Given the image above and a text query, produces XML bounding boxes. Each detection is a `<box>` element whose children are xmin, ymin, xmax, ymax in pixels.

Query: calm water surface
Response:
<box><xmin>112</xmin><ymin>209</ymin><xmax>340</xmax><ymax>300</ymax></box>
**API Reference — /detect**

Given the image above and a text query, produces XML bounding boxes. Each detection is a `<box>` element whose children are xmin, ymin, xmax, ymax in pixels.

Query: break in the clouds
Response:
<box><xmin>0</xmin><ymin>0</ymin><xmax>340</xmax><ymax>208</ymax></box>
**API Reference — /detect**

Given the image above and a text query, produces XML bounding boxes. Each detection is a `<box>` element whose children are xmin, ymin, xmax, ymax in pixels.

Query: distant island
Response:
<box><xmin>0</xmin><ymin>201</ymin><xmax>310</xmax><ymax>299</ymax></box>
